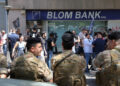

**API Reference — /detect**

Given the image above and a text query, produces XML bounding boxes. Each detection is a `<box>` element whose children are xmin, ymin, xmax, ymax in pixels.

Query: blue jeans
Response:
<box><xmin>3</xmin><ymin>44</ymin><xmax>7</xmax><ymax>56</ymax></box>
<box><xmin>47</xmin><ymin>50</ymin><xmax>53</xmax><ymax>69</ymax></box>
<box><xmin>84</xmin><ymin>53</ymin><xmax>92</xmax><ymax>72</ymax></box>
<box><xmin>92</xmin><ymin>52</ymin><xmax>98</xmax><ymax>58</ymax></box>
<box><xmin>17</xmin><ymin>50</ymin><xmax>24</xmax><ymax>57</ymax></box>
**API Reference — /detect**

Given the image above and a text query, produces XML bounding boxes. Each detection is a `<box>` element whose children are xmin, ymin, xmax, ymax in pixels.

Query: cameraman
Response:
<box><xmin>47</xmin><ymin>33</ymin><xmax>55</xmax><ymax>69</ymax></box>
<box><xmin>52</xmin><ymin>32</ymin><xmax>58</xmax><ymax>54</ymax></box>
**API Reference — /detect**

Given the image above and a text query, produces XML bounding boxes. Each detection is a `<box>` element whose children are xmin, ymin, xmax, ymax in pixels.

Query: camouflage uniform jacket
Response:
<box><xmin>52</xmin><ymin>50</ymin><xmax>86</xmax><ymax>86</ymax></box>
<box><xmin>93</xmin><ymin>44</ymin><xmax>120</xmax><ymax>69</ymax></box>
<box><xmin>10</xmin><ymin>52</ymin><xmax>53</xmax><ymax>82</ymax></box>
<box><xmin>0</xmin><ymin>54</ymin><xmax>8</xmax><ymax>74</ymax></box>
<box><xmin>93</xmin><ymin>45</ymin><xmax>120</xmax><ymax>86</ymax></box>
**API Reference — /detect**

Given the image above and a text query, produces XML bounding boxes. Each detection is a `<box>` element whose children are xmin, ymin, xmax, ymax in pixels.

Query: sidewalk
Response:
<box><xmin>85</xmin><ymin>70</ymin><xmax>97</xmax><ymax>86</ymax></box>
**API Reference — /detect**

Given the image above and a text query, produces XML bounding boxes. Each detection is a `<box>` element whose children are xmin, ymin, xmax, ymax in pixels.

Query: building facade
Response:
<box><xmin>0</xmin><ymin>0</ymin><xmax>6</xmax><ymax>32</ymax></box>
<box><xmin>7</xmin><ymin>0</ymin><xmax>120</xmax><ymax>51</ymax></box>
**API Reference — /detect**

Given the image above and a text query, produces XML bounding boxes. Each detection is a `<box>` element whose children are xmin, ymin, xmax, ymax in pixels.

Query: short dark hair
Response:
<box><xmin>108</xmin><ymin>28</ymin><xmax>112</xmax><ymax>31</ymax></box>
<box><xmin>108</xmin><ymin>31</ymin><xmax>120</xmax><ymax>41</ymax></box>
<box><xmin>62</xmin><ymin>31</ymin><xmax>74</xmax><ymax>50</ymax></box>
<box><xmin>81</xmin><ymin>27</ymin><xmax>86</xmax><ymax>31</ymax></box>
<box><xmin>49</xmin><ymin>32</ymin><xmax>54</xmax><ymax>37</ymax></box>
<box><xmin>33</xmin><ymin>27</ymin><xmax>37</xmax><ymax>31</ymax></box>
<box><xmin>97</xmin><ymin>32</ymin><xmax>103</xmax><ymax>36</ymax></box>
<box><xmin>26</xmin><ymin>38</ymin><xmax>41</xmax><ymax>50</ymax></box>
<box><xmin>94</xmin><ymin>32</ymin><xmax>98</xmax><ymax>36</ymax></box>
<box><xmin>85</xmin><ymin>33</ymin><xmax>89</xmax><ymax>37</ymax></box>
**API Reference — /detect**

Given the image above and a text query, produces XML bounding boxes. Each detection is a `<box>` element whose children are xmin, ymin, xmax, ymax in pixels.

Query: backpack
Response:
<box><xmin>54</xmin><ymin>53</ymin><xmax>86</xmax><ymax>86</ymax></box>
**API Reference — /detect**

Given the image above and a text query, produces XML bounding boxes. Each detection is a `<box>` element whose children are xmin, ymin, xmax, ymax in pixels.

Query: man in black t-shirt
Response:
<box><xmin>92</xmin><ymin>32</ymin><xmax>106</xmax><ymax>58</ymax></box>
<box><xmin>47</xmin><ymin>33</ymin><xmax>55</xmax><ymax>69</ymax></box>
<box><xmin>30</xmin><ymin>28</ymin><xmax>40</xmax><ymax>38</ymax></box>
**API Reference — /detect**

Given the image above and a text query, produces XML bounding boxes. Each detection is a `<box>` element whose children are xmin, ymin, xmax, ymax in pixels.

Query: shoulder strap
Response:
<box><xmin>54</xmin><ymin>53</ymin><xmax>73</xmax><ymax>70</ymax></box>
<box><xmin>110</xmin><ymin>50</ymin><xmax>119</xmax><ymax>63</ymax></box>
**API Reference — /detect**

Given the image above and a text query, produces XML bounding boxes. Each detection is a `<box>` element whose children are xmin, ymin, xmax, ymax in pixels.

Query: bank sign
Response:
<box><xmin>26</xmin><ymin>10</ymin><xmax>120</xmax><ymax>20</ymax></box>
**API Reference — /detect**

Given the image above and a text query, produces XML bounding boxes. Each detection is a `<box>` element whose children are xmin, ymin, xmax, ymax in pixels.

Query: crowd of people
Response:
<box><xmin>0</xmin><ymin>27</ymin><xmax>120</xmax><ymax>86</ymax></box>
<box><xmin>72</xmin><ymin>29</ymin><xmax>107</xmax><ymax>72</ymax></box>
<box><xmin>0</xmin><ymin>28</ymin><xmax>56</xmax><ymax>65</ymax></box>
<box><xmin>0</xmin><ymin>28</ymin><xmax>56</xmax><ymax>78</ymax></box>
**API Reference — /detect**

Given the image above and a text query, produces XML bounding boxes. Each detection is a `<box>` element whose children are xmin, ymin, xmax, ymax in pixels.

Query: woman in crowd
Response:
<box><xmin>12</xmin><ymin>35</ymin><xmax>26</xmax><ymax>58</ymax></box>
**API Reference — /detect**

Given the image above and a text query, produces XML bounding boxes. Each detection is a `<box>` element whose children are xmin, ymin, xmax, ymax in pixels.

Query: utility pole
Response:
<box><xmin>4</xmin><ymin>0</ymin><xmax>12</xmax><ymax>33</ymax></box>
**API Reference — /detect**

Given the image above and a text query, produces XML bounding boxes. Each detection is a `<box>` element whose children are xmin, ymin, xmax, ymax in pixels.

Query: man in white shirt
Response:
<box><xmin>79</xmin><ymin>28</ymin><xmax>88</xmax><ymax>40</ymax></box>
<box><xmin>1</xmin><ymin>30</ymin><xmax>7</xmax><ymax>56</ymax></box>
<box><xmin>78</xmin><ymin>28</ymin><xmax>88</xmax><ymax>54</ymax></box>
<box><xmin>83</xmin><ymin>33</ymin><xmax>93</xmax><ymax>72</ymax></box>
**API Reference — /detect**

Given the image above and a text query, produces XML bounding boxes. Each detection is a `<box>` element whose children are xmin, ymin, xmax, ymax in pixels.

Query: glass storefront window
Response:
<box><xmin>26</xmin><ymin>20</ymin><xmax>107</xmax><ymax>52</ymax></box>
<box><xmin>48</xmin><ymin>20</ymin><xmax>107</xmax><ymax>52</ymax></box>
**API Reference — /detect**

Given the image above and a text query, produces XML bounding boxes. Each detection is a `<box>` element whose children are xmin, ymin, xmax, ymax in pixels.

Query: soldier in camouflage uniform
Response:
<box><xmin>93</xmin><ymin>31</ymin><xmax>120</xmax><ymax>86</ymax></box>
<box><xmin>0</xmin><ymin>54</ymin><xmax>8</xmax><ymax>78</ymax></box>
<box><xmin>10</xmin><ymin>38</ymin><xmax>53</xmax><ymax>82</ymax></box>
<box><xmin>52</xmin><ymin>31</ymin><xmax>86</xmax><ymax>86</ymax></box>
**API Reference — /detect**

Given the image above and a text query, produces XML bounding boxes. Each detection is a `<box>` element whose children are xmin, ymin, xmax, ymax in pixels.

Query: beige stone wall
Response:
<box><xmin>8</xmin><ymin>0</ymin><xmax>120</xmax><ymax>9</ymax></box>
<box><xmin>8</xmin><ymin>10</ymin><xmax>26</xmax><ymax>34</ymax></box>
<box><xmin>0</xmin><ymin>2</ymin><xmax>6</xmax><ymax>31</ymax></box>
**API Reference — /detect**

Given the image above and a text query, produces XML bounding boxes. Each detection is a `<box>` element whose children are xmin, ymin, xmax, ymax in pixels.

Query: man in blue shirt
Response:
<box><xmin>92</xmin><ymin>32</ymin><xmax>106</xmax><ymax>58</ymax></box>
<box><xmin>47</xmin><ymin>33</ymin><xmax>55</xmax><ymax>69</ymax></box>
<box><xmin>8</xmin><ymin>29</ymin><xmax>19</xmax><ymax>61</ymax></box>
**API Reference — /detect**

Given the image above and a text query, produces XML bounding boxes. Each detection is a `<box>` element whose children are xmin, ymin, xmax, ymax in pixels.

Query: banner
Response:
<box><xmin>13</xmin><ymin>17</ymin><xmax>20</xmax><ymax>28</ymax></box>
<box><xmin>26</xmin><ymin>10</ymin><xmax>120</xmax><ymax>20</ymax></box>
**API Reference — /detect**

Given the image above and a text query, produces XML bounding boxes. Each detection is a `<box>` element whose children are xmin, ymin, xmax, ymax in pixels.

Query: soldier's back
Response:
<box><xmin>52</xmin><ymin>50</ymin><xmax>86</xmax><ymax>86</ymax></box>
<box><xmin>95</xmin><ymin>46</ymin><xmax>120</xmax><ymax>86</ymax></box>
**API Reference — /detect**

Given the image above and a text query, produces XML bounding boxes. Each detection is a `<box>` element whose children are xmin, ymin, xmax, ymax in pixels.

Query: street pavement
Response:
<box><xmin>85</xmin><ymin>70</ymin><xmax>97</xmax><ymax>86</ymax></box>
